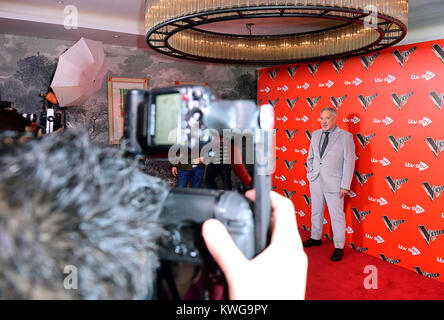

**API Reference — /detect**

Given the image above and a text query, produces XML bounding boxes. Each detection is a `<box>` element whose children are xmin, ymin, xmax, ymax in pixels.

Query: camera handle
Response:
<box><xmin>253</xmin><ymin>127</ymin><xmax>272</xmax><ymax>255</ymax></box>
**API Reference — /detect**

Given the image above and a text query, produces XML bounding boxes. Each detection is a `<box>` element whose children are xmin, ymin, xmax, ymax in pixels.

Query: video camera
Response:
<box><xmin>123</xmin><ymin>85</ymin><xmax>274</xmax><ymax>266</ymax></box>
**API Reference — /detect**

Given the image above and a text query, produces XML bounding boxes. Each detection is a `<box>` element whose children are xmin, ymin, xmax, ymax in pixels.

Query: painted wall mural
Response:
<box><xmin>0</xmin><ymin>33</ymin><xmax>257</xmax><ymax>144</ymax></box>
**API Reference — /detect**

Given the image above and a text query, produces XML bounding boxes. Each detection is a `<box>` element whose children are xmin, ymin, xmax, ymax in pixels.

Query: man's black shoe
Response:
<box><xmin>303</xmin><ymin>238</ymin><xmax>322</xmax><ymax>248</ymax></box>
<box><xmin>331</xmin><ymin>248</ymin><xmax>344</xmax><ymax>261</ymax></box>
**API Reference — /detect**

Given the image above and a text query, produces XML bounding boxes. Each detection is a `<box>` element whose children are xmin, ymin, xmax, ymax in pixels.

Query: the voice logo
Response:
<box><xmin>431</xmin><ymin>43</ymin><xmax>444</xmax><ymax>63</ymax></box>
<box><xmin>392</xmin><ymin>46</ymin><xmax>416</xmax><ymax>67</ymax></box>
<box><xmin>308</xmin><ymin>63</ymin><xmax>322</xmax><ymax>77</ymax></box>
<box><xmin>355</xmin><ymin>171</ymin><xmax>374</xmax><ymax>187</ymax></box>
<box><xmin>268</xmin><ymin>68</ymin><xmax>279</xmax><ymax>81</ymax></box>
<box><xmin>268</xmin><ymin>98</ymin><xmax>279</xmax><ymax>108</ymax></box>
<box><xmin>360</xmin><ymin>52</ymin><xmax>380</xmax><ymax>71</ymax></box>
<box><xmin>306</xmin><ymin>96</ymin><xmax>321</xmax><ymax>110</ymax></box>
<box><xmin>332</xmin><ymin>58</ymin><xmax>348</xmax><ymax>74</ymax></box>
<box><xmin>319</xmin><ymin>80</ymin><xmax>334</xmax><ymax>88</ymax></box>
<box><xmin>330</xmin><ymin>95</ymin><xmax>348</xmax><ymax>110</ymax></box>
<box><xmin>425</xmin><ymin>137</ymin><xmax>444</xmax><ymax>157</ymax></box>
<box><xmin>356</xmin><ymin>133</ymin><xmax>376</xmax><ymax>149</ymax></box>
<box><xmin>345</xmin><ymin>77</ymin><xmax>362</xmax><ymax>86</ymax></box>
<box><xmin>401</xmin><ymin>203</ymin><xmax>425</xmax><ymax>214</ymax></box>
<box><xmin>350</xmin><ymin>243</ymin><xmax>368</xmax><ymax>252</ymax></box>
<box><xmin>418</xmin><ymin>225</ymin><xmax>444</xmax><ymax>245</ymax></box>
<box><xmin>305</xmin><ymin>130</ymin><xmax>312</xmax><ymax>142</ymax></box>
<box><xmin>385</xmin><ymin>176</ymin><xmax>408</xmax><ymax>194</ymax></box>
<box><xmin>347</xmin><ymin>190</ymin><xmax>356</xmax><ymax>198</ymax></box>
<box><xmin>296</xmin><ymin>82</ymin><xmax>310</xmax><ymax>90</ymax></box>
<box><xmin>407</xmin><ymin>116</ymin><xmax>432</xmax><ymax>127</ymax></box>
<box><xmin>411</xmin><ymin>71</ymin><xmax>436</xmax><ymax>81</ymax></box>
<box><xmin>303</xmin><ymin>194</ymin><xmax>311</xmax><ymax>207</ymax></box>
<box><xmin>286</xmin><ymin>98</ymin><xmax>299</xmax><ymax>111</ymax></box>
<box><xmin>352</xmin><ymin>207</ymin><xmax>371</xmax><ymax>223</ymax></box>
<box><xmin>391</xmin><ymin>92</ymin><xmax>414</xmax><ymax>110</ymax></box>
<box><xmin>382</xmin><ymin>215</ymin><xmax>405</xmax><ymax>233</ymax></box>
<box><xmin>371</xmin><ymin>157</ymin><xmax>391</xmax><ymax>167</ymax></box>
<box><xmin>375</xmin><ymin>74</ymin><xmax>396</xmax><ymax>84</ymax></box>
<box><xmin>343</xmin><ymin>116</ymin><xmax>361</xmax><ymax>125</ymax></box>
<box><xmin>405</xmin><ymin>161</ymin><xmax>429</xmax><ymax>172</ymax></box>
<box><xmin>414</xmin><ymin>266</ymin><xmax>440</xmax><ymax>279</ymax></box>
<box><xmin>276</xmin><ymin>145</ymin><xmax>287</xmax><ymax>152</ymax></box>
<box><xmin>373</xmin><ymin>116</ymin><xmax>394</xmax><ymax>126</ymax></box>
<box><xmin>284</xmin><ymin>160</ymin><xmax>297</xmax><ymax>172</ymax></box>
<box><xmin>368</xmin><ymin>196</ymin><xmax>388</xmax><ymax>206</ymax></box>
<box><xmin>422</xmin><ymin>182</ymin><xmax>444</xmax><ymax>202</ymax></box>
<box><xmin>358</xmin><ymin>93</ymin><xmax>378</xmax><ymax>110</ymax></box>
<box><xmin>283</xmin><ymin>189</ymin><xmax>296</xmax><ymax>199</ymax></box>
<box><xmin>388</xmin><ymin>135</ymin><xmax>411</xmax><ymax>152</ymax></box>
<box><xmin>379</xmin><ymin>254</ymin><xmax>400</xmax><ymax>264</ymax></box>
<box><xmin>287</xmin><ymin>66</ymin><xmax>300</xmax><ymax>80</ymax></box>
<box><xmin>429</xmin><ymin>91</ymin><xmax>444</xmax><ymax>110</ymax></box>
<box><xmin>285</xmin><ymin>129</ymin><xmax>298</xmax><ymax>142</ymax></box>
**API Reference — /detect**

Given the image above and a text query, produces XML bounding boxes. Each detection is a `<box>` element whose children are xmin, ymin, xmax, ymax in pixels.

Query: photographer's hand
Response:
<box><xmin>202</xmin><ymin>190</ymin><xmax>307</xmax><ymax>300</ymax></box>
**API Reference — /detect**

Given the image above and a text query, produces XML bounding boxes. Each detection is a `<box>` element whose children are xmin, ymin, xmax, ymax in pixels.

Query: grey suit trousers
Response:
<box><xmin>309</xmin><ymin>178</ymin><xmax>346</xmax><ymax>249</ymax></box>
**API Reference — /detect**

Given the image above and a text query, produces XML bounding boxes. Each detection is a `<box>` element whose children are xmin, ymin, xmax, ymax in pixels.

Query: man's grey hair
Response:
<box><xmin>320</xmin><ymin>107</ymin><xmax>337</xmax><ymax>117</ymax></box>
<box><xmin>0</xmin><ymin>130</ymin><xmax>170</xmax><ymax>299</ymax></box>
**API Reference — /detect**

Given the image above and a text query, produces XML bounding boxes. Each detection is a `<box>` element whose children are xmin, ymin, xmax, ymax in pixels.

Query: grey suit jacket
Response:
<box><xmin>306</xmin><ymin>126</ymin><xmax>356</xmax><ymax>192</ymax></box>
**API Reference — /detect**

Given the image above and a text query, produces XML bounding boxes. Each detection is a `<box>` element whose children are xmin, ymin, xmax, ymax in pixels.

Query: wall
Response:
<box><xmin>0</xmin><ymin>33</ymin><xmax>257</xmax><ymax>144</ymax></box>
<box><xmin>258</xmin><ymin>39</ymin><xmax>444</xmax><ymax>283</ymax></box>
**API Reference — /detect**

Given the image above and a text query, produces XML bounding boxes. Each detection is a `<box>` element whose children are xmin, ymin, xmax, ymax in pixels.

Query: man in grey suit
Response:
<box><xmin>303</xmin><ymin>107</ymin><xmax>356</xmax><ymax>261</ymax></box>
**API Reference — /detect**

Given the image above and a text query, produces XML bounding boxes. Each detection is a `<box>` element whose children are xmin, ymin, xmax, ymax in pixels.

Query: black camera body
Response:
<box><xmin>123</xmin><ymin>85</ymin><xmax>271</xmax><ymax>265</ymax></box>
<box><xmin>158</xmin><ymin>188</ymin><xmax>255</xmax><ymax>263</ymax></box>
<box><xmin>124</xmin><ymin>85</ymin><xmax>217</xmax><ymax>156</ymax></box>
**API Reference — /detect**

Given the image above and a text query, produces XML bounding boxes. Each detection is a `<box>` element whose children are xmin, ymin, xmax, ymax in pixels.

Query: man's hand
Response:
<box><xmin>202</xmin><ymin>190</ymin><xmax>308</xmax><ymax>300</ymax></box>
<box><xmin>171</xmin><ymin>166</ymin><xmax>178</xmax><ymax>177</ymax></box>
<box><xmin>340</xmin><ymin>188</ymin><xmax>349</xmax><ymax>198</ymax></box>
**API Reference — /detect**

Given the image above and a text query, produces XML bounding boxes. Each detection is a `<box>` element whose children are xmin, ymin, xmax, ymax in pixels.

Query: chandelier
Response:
<box><xmin>145</xmin><ymin>1</ymin><xmax>408</xmax><ymax>64</ymax></box>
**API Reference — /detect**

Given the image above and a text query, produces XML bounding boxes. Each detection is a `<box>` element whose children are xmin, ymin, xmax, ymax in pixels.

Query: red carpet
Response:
<box><xmin>300</xmin><ymin>229</ymin><xmax>444</xmax><ymax>300</ymax></box>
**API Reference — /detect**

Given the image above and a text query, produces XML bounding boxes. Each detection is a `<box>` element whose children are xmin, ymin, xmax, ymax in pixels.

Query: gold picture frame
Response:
<box><xmin>107</xmin><ymin>76</ymin><xmax>148</xmax><ymax>144</ymax></box>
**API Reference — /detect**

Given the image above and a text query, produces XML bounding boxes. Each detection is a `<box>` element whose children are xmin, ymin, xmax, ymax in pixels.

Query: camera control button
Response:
<box><xmin>189</xmin><ymin>250</ymin><xmax>199</xmax><ymax>258</ymax></box>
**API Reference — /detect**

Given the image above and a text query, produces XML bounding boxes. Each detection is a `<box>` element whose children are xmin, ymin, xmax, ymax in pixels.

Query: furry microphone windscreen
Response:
<box><xmin>0</xmin><ymin>130</ymin><xmax>170</xmax><ymax>299</ymax></box>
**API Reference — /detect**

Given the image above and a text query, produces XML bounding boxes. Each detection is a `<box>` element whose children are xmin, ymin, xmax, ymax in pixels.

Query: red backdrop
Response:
<box><xmin>258</xmin><ymin>39</ymin><xmax>444</xmax><ymax>283</ymax></box>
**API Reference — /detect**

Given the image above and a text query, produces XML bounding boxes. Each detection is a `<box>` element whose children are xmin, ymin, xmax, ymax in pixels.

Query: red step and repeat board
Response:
<box><xmin>258</xmin><ymin>39</ymin><xmax>444</xmax><ymax>283</ymax></box>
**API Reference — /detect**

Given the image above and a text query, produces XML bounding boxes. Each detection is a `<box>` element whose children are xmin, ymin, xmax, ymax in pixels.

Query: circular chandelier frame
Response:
<box><xmin>146</xmin><ymin>5</ymin><xmax>408</xmax><ymax>64</ymax></box>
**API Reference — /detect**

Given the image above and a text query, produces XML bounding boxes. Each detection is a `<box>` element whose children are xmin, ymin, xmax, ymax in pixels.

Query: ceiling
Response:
<box><xmin>0</xmin><ymin>0</ymin><xmax>443</xmax><ymax>52</ymax></box>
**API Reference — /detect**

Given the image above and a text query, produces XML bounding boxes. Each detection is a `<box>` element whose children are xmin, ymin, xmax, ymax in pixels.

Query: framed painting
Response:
<box><xmin>107</xmin><ymin>76</ymin><xmax>148</xmax><ymax>144</ymax></box>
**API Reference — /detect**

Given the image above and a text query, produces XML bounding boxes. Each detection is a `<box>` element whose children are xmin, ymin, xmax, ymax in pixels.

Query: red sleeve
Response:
<box><xmin>230</xmin><ymin>143</ymin><xmax>252</xmax><ymax>186</ymax></box>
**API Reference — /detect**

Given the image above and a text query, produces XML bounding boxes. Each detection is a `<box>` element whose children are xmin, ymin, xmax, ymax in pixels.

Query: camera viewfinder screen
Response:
<box><xmin>154</xmin><ymin>93</ymin><xmax>181</xmax><ymax>145</ymax></box>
